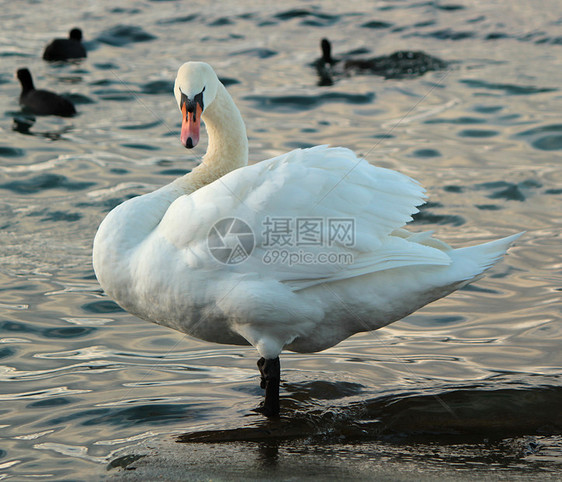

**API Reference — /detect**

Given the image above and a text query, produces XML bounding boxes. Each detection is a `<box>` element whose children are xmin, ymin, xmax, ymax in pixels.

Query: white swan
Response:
<box><xmin>93</xmin><ymin>61</ymin><xmax>522</xmax><ymax>417</ymax></box>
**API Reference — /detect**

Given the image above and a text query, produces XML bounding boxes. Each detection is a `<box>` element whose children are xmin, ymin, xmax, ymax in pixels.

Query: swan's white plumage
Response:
<box><xmin>93</xmin><ymin>61</ymin><xmax>522</xmax><ymax>360</ymax></box>
<box><xmin>157</xmin><ymin>145</ymin><xmax>452</xmax><ymax>288</ymax></box>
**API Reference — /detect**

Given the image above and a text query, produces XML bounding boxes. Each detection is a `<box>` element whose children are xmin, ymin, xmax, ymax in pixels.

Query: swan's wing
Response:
<box><xmin>240</xmin><ymin>146</ymin><xmax>425</xmax><ymax>250</ymax></box>
<box><xmin>157</xmin><ymin>146</ymin><xmax>450</xmax><ymax>289</ymax></box>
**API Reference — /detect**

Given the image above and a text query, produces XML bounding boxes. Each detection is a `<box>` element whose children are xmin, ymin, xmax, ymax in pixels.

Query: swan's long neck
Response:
<box><xmin>175</xmin><ymin>82</ymin><xmax>248</xmax><ymax>194</ymax></box>
<box><xmin>93</xmin><ymin>79</ymin><xmax>249</xmax><ymax>295</ymax></box>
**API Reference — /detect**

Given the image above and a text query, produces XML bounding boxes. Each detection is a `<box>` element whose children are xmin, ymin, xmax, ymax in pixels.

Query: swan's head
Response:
<box><xmin>174</xmin><ymin>62</ymin><xmax>219</xmax><ymax>149</ymax></box>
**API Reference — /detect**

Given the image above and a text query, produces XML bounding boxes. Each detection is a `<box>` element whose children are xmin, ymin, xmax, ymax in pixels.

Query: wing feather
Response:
<box><xmin>156</xmin><ymin>146</ymin><xmax>450</xmax><ymax>289</ymax></box>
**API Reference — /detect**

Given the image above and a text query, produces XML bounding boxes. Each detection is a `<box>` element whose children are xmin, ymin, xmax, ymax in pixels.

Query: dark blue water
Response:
<box><xmin>1</xmin><ymin>0</ymin><xmax>561</xmax><ymax>479</ymax></box>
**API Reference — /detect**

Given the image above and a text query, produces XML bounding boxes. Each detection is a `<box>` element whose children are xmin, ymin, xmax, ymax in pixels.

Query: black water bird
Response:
<box><xmin>43</xmin><ymin>28</ymin><xmax>87</xmax><ymax>61</ymax></box>
<box><xmin>17</xmin><ymin>68</ymin><xmax>76</xmax><ymax>117</ymax></box>
<box><xmin>315</xmin><ymin>38</ymin><xmax>447</xmax><ymax>85</ymax></box>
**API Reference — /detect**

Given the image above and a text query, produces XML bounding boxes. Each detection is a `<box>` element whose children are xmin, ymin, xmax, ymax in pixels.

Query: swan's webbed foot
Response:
<box><xmin>256</xmin><ymin>356</ymin><xmax>280</xmax><ymax>417</ymax></box>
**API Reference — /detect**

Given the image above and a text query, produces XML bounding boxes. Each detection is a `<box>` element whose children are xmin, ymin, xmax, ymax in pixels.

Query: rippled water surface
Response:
<box><xmin>1</xmin><ymin>0</ymin><xmax>561</xmax><ymax>480</ymax></box>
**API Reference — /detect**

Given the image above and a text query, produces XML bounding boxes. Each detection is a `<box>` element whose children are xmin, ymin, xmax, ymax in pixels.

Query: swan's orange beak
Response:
<box><xmin>181</xmin><ymin>102</ymin><xmax>201</xmax><ymax>149</ymax></box>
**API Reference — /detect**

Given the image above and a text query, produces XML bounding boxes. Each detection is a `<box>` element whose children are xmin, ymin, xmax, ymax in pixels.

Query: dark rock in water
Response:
<box><xmin>313</xmin><ymin>38</ymin><xmax>448</xmax><ymax>86</ymax></box>
<box><xmin>43</xmin><ymin>28</ymin><xmax>87</xmax><ymax>61</ymax></box>
<box><xmin>16</xmin><ymin>68</ymin><xmax>76</xmax><ymax>117</ymax></box>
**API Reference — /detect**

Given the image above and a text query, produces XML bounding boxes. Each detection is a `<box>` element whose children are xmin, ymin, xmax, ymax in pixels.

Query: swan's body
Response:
<box><xmin>93</xmin><ymin>61</ymin><xmax>521</xmax><ymax>416</ymax></box>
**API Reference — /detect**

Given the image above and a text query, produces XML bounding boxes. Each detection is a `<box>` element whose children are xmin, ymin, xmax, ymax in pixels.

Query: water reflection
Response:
<box><xmin>113</xmin><ymin>427</ymin><xmax>562</xmax><ymax>478</ymax></box>
<box><xmin>11</xmin><ymin>114</ymin><xmax>73</xmax><ymax>141</ymax></box>
<box><xmin>257</xmin><ymin>442</ymin><xmax>279</xmax><ymax>467</ymax></box>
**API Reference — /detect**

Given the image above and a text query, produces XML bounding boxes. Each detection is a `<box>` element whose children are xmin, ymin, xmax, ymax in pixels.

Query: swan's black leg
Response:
<box><xmin>256</xmin><ymin>357</ymin><xmax>280</xmax><ymax>417</ymax></box>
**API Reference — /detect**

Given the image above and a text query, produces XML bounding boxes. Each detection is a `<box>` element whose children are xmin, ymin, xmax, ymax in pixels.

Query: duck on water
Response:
<box><xmin>16</xmin><ymin>68</ymin><xmax>76</xmax><ymax>117</ymax></box>
<box><xmin>315</xmin><ymin>38</ymin><xmax>448</xmax><ymax>85</ymax></box>
<box><xmin>42</xmin><ymin>28</ymin><xmax>87</xmax><ymax>61</ymax></box>
<box><xmin>93</xmin><ymin>61</ymin><xmax>521</xmax><ymax>417</ymax></box>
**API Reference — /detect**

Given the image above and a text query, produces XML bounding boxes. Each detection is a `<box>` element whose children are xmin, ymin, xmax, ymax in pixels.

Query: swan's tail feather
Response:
<box><xmin>452</xmin><ymin>232</ymin><xmax>524</xmax><ymax>282</ymax></box>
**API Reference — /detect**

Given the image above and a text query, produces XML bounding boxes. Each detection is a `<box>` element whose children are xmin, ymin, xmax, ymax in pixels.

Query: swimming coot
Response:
<box><xmin>42</xmin><ymin>28</ymin><xmax>87</xmax><ymax>61</ymax></box>
<box><xmin>17</xmin><ymin>68</ymin><xmax>76</xmax><ymax>117</ymax></box>
<box><xmin>315</xmin><ymin>38</ymin><xmax>448</xmax><ymax>85</ymax></box>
